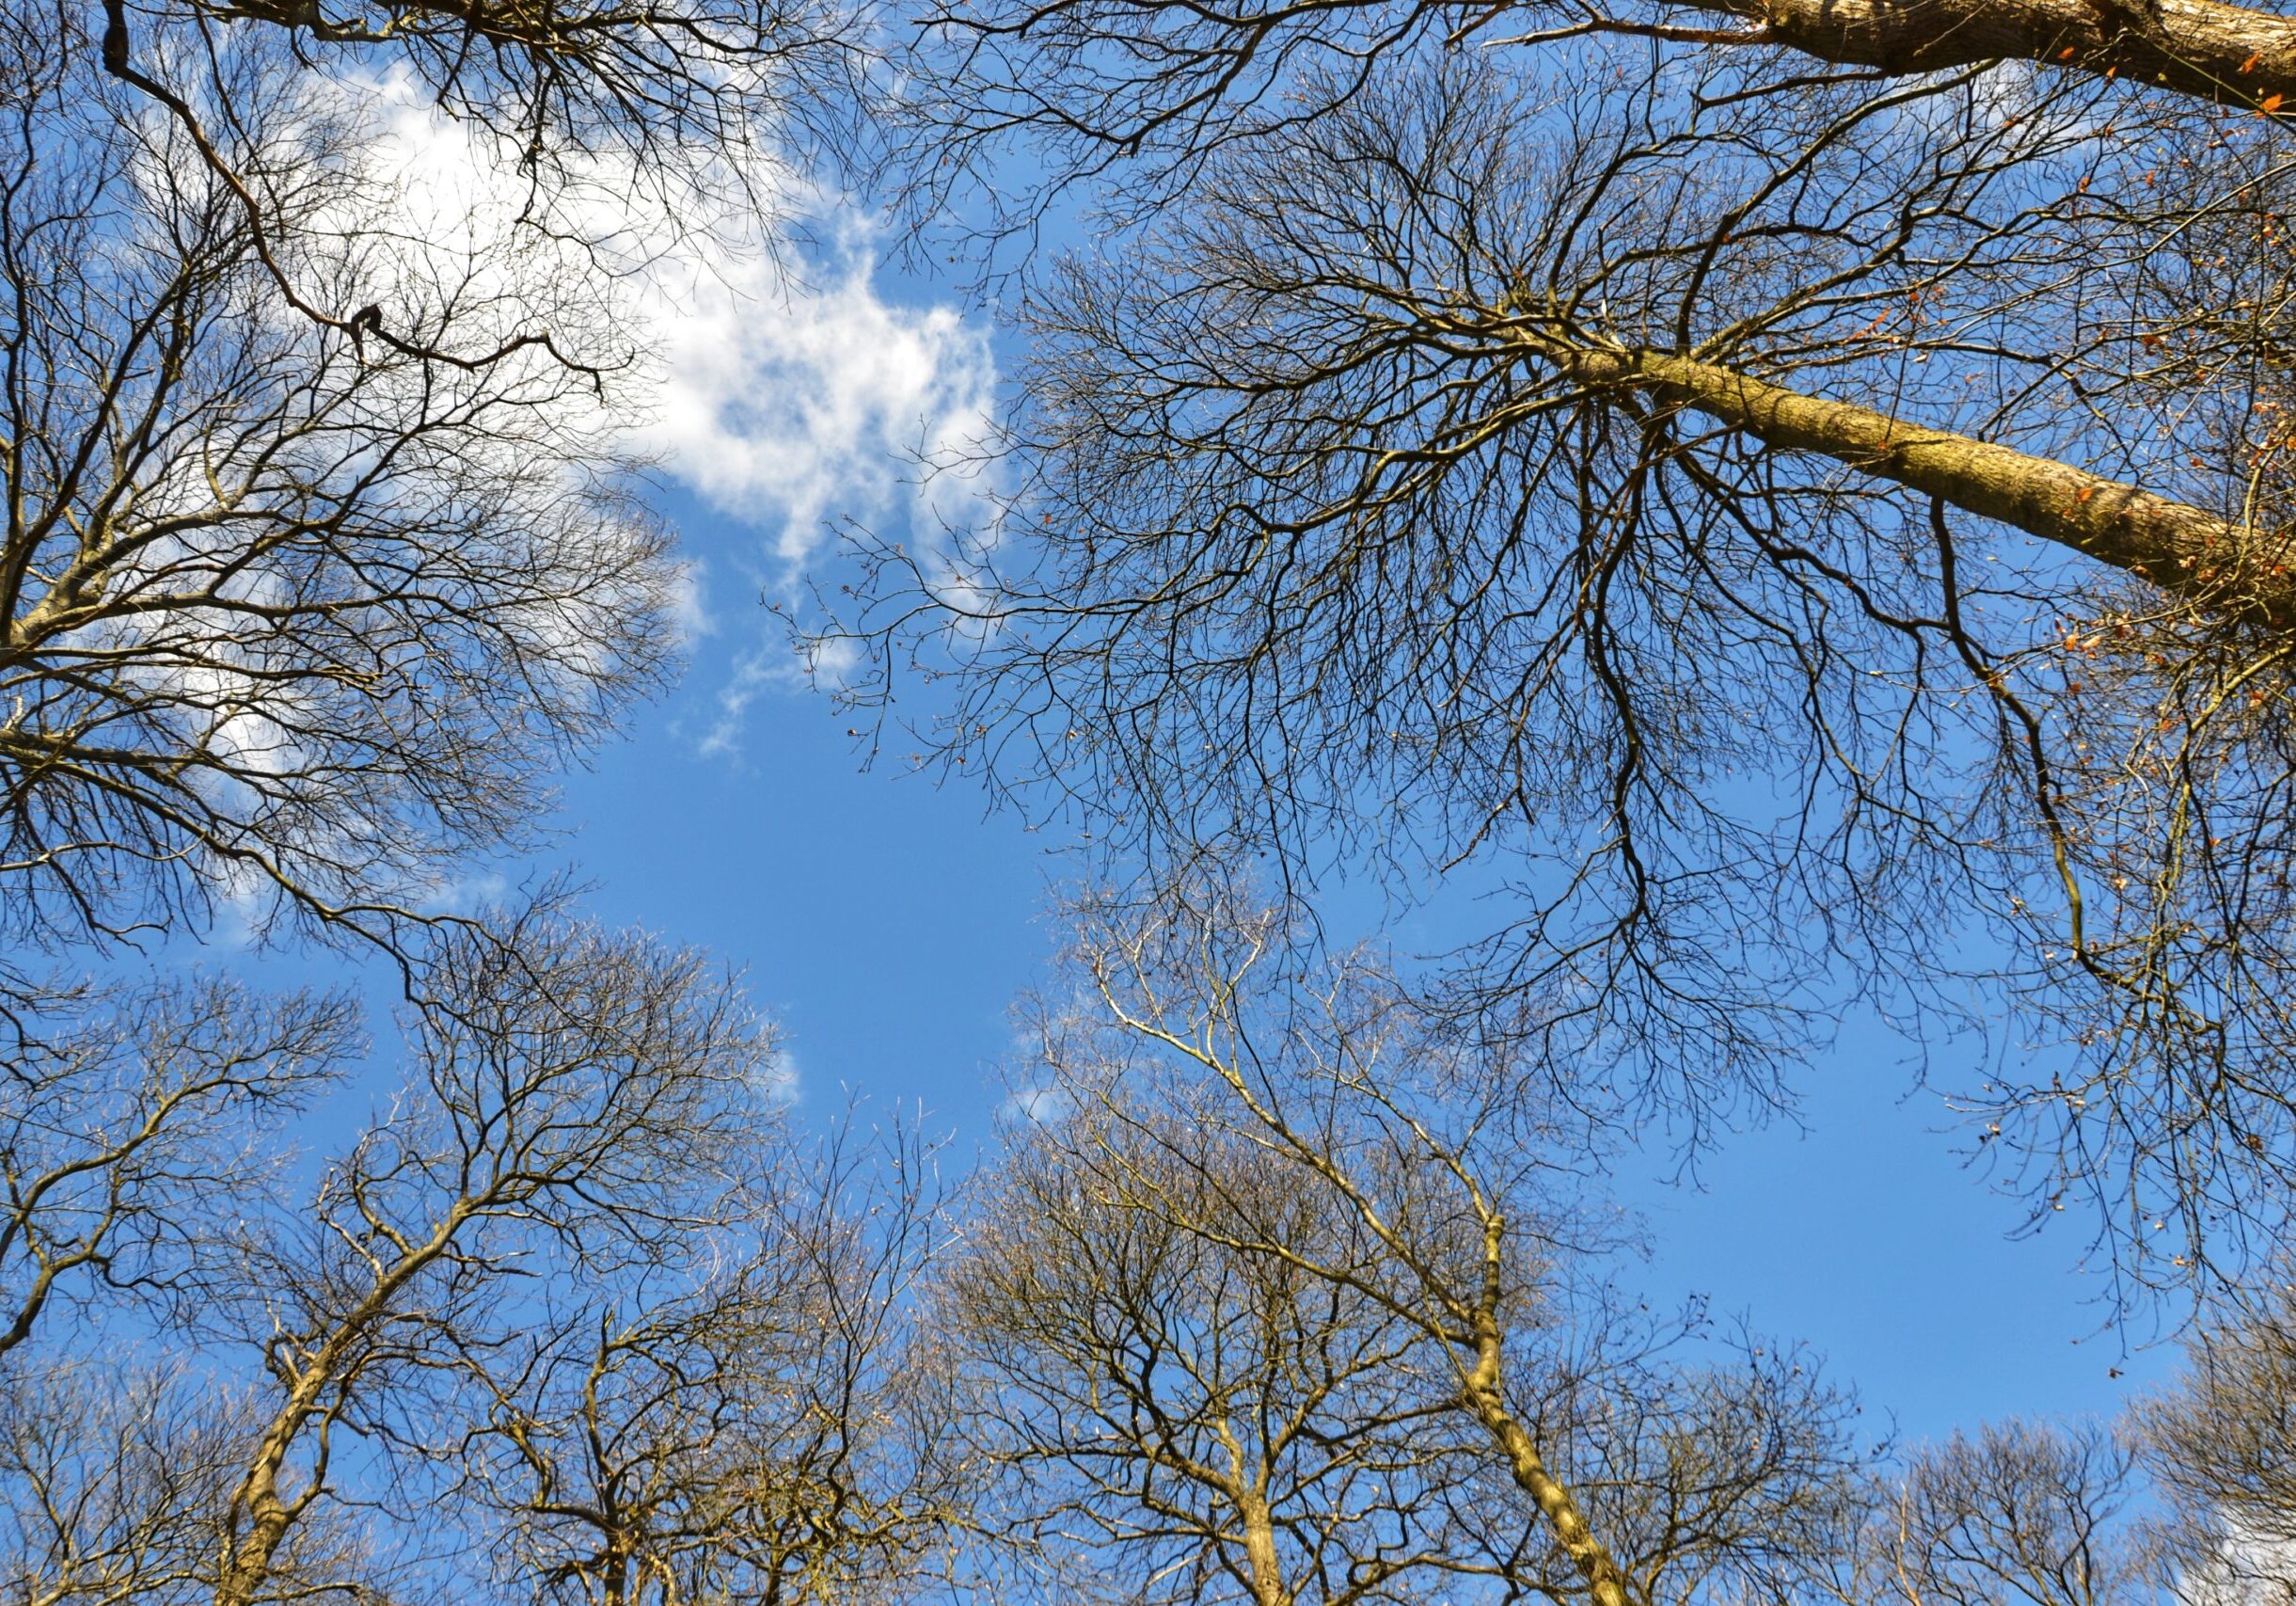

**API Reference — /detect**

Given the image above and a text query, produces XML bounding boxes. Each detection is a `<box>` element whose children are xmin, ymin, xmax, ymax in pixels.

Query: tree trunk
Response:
<box><xmin>1690</xmin><ymin>0</ymin><xmax>2296</xmax><ymax>107</ymax></box>
<box><xmin>1458</xmin><ymin>1214</ymin><xmax>1641</xmax><ymax>1606</ymax></box>
<box><xmin>1462</xmin><ymin>1355</ymin><xmax>1640</xmax><ymax>1606</ymax></box>
<box><xmin>1523</xmin><ymin>334</ymin><xmax>2290</xmax><ymax>626</ymax></box>
<box><xmin>214</xmin><ymin>1436</ymin><xmax>296</xmax><ymax>1606</ymax></box>
<box><xmin>1236</xmin><ymin>1487</ymin><xmax>1294</xmax><ymax>1606</ymax></box>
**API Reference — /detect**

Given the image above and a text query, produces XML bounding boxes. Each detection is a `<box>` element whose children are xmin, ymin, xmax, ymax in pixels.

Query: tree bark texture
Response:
<box><xmin>1525</xmin><ymin>335</ymin><xmax>2289</xmax><ymax>625</ymax></box>
<box><xmin>1696</xmin><ymin>0</ymin><xmax>2296</xmax><ymax>106</ymax></box>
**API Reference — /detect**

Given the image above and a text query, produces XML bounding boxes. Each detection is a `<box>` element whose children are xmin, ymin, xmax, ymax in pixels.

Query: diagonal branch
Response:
<box><xmin>1512</xmin><ymin>326</ymin><xmax>2288</xmax><ymax>626</ymax></box>
<box><xmin>1678</xmin><ymin>0</ymin><xmax>2296</xmax><ymax>108</ymax></box>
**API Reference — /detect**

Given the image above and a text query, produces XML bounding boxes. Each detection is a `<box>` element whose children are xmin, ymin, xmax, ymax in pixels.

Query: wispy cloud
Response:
<box><xmin>632</xmin><ymin>215</ymin><xmax>1002</xmax><ymax>759</ymax></box>
<box><xmin>1001</xmin><ymin>1084</ymin><xmax>1073</xmax><ymax>1125</ymax></box>
<box><xmin>666</xmin><ymin>558</ymin><xmax>716</xmax><ymax>647</ymax></box>
<box><xmin>759</xmin><ymin>1045</ymin><xmax>802</xmax><ymax>1105</ymax></box>
<box><xmin>636</xmin><ymin>224</ymin><xmax>1000</xmax><ymax>568</ymax></box>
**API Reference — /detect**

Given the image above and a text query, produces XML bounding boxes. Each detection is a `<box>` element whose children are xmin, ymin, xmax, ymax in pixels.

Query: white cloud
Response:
<box><xmin>2180</xmin><ymin>1525</ymin><xmax>2296</xmax><ymax>1606</ymax></box>
<box><xmin>297</xmin><ymin>69</ymin><xmax>1002</xmax><ymax>759</ymax></box>
<box><xmin>1002</xmin><ymin>1084</ymin><xmax>1073</xmax><ymax>1125</ymax></box>
<box><xmin>633</xmin><ymin>210</ymin><xmax>1003</xmax><ymax>756</ymax></box>
<box><xmin>666</xmin><ymin>558</ymin><xmax>716</xmax><ymax>646</ymax></box>
<box><xmin>418</xmin><ymin>870</ymin><xmax>513</xmax><ymax>917</ymax></box>
<box><xmin>758</xmin><ymin>1046</ymin><xmax>802</xmax><ymax>1105</ymax></box>
<box><xmin>635</xmin><ymin>223</ymin><xmax>1001</xmax><ymax>568</ymax></box>
<box><xmin>693</xmin><ymin>626</ymin><xmax>865</xmax><ymax>760</ymax></box>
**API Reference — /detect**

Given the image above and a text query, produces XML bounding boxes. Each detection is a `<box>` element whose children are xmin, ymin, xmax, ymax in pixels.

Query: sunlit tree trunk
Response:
<box><xmin>1694</xmin><ymin>0</ymin><xmax>2296</xmax><ymax>105</ymax></box>
<box><xmin>1519</xmin><ymin>332</ymin><xmax>2282</xmax><ymax>623</ymax></box>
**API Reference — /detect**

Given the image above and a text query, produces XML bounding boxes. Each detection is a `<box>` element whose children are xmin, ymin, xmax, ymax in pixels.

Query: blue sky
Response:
<box><xmin>556</xmin><ymin>677</ymin><xmax>2177</xmax><ymax>1443</ymax></box>
<box><xmin>506</xmin><ymin>253</ymin><xmax>2184</xmax><ymax>1451</ymax></box>
<box><xmin>158</xmin><ymin>122</ymin><xmax>2177</xmax><ymax>1454</ymax></box>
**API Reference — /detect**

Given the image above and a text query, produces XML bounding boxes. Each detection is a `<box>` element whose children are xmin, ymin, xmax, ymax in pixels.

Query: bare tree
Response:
<box><xmin>0</xmin><ymin>977</ymin><xmax>349</xmax><ymax>1362</ymax></box>
<box><xmin>452</xmin><ymin>1114</ymin><xmax>964</xmax><ymax>1606</ymax></box>
<box><xmin>0</xmin><ymin>898</ymin><xmax>975</xmax><ymax>1606</ymax></box>
<box><xmin>2138</xmin><ymin>1277</ymin><xmax>2296</xmax><ymax>1606</ymax></box>
<box><xmin>826</xmin><ymin>22</ymin><xmax>2296</xmax><ymax>1296</ymax></box>
<box><xmin>1841</xmin><ymin>1423</ymin><xmax>2152</xmax><ymax>1606</ymax></box>
<box><xmin>0</xmin><ymin>1362</ymin><xmax>403</xmax><ymax>1606</ymax></box>
<box><xmin>0</xmin><ymin>1365</ymin><xmax>261</xmax><ymax>1606</ymax></box>
<box><xmin>0</xmin><ymin>0</ymin><xmax>887</xmax><ymax>961</ymax></box>
<box><xmin>90</xmin><ymin>0</ymin><xmax>864</xmax><ymax>366</ymax></box>
<box><xmin>948</xmin><ymin>889</ymin><xmax>1871</xmax><ymax>1606</ymax></box>
<box><xmin>0</xmin><ymin>8</ymin><xmax>701</xmax><ymax>961</ymax></box>
<box><xmin>954</xmin><ymin>1096</ymin><xmax>1490</xmax><ymax>1606</ymax></box>
<box><xmin>902</xmin><ymin>0</ymin><xmax>2296</xmax><ymax>230</ymax></box>
<box><xmin>188</xmin><ymin>899</ymin><xmax>779</xmax><ymax>1606</ymax></box>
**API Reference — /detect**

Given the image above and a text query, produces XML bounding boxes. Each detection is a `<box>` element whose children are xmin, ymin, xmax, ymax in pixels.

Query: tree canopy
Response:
<box><xmin>820</xmin><ymin>0</ymin><xmax>2296</xmax><ymax>1300</ymax></box>
<box><xmin>6</xmin><ymin>0</ymin><xmax>2296</xmax><ymax>1599</ymax></box>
